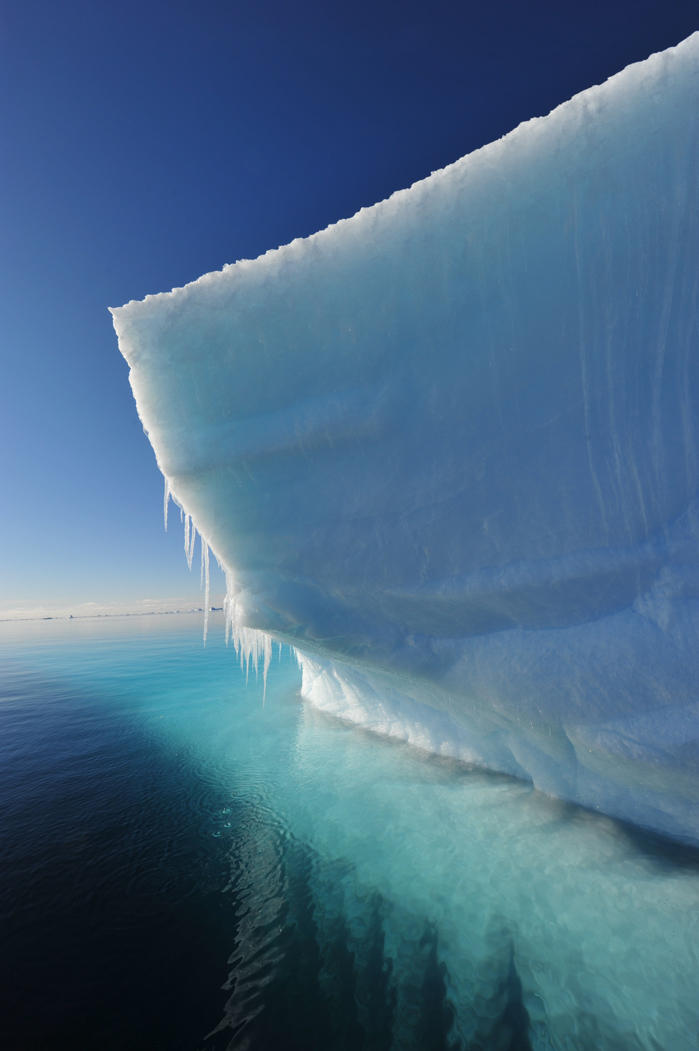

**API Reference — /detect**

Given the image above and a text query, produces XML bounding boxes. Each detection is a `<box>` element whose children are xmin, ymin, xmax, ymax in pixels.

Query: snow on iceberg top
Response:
<box><xmin>112</xmin><ymin>32</ymin><xmax>698</xmax><ymax>325</ymax></box>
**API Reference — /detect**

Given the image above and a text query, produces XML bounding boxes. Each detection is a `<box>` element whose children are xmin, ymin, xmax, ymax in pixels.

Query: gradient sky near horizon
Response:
<box><xmin>1</xmin><ymin>0</ymin><xmax>697</xmax><ymax>613</ymax></box>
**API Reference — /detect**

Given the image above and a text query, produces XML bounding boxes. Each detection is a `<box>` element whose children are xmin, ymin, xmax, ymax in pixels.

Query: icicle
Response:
<box><xmin>224</xmin><ymin>591</ymin><xmax>231</xmax><ymax>647</ymax></box>
<box><xmin>203</xmin><ymin>542</ymin><xmax>210</xmax><ymax>646</ymax></box>
<box><xmin>261</xmin><ymin>634</ymin><xmax>272</xmax><ymax>703</ymax></box>
<box><xmin>182</xmin><ymin>513</ymin><xmax>196</xmax><ymax>572</ymax></box>
<box><xmin>188</xmin><ymin>521</ymin><xmax>196</xmax><ymax>570</ymax></box>
<box><xmin>222</xmin><ymin>569</ymin><xmax>275</xmax><ymax>697</ymax></box>
<box><xmin>200</xmin><ymin>539</ymin><xmax>205</xmax><ymax>588</ymax></box>
<box><xmin>163</xmin><ymin>477</ymin><xmax>170</xmax><ymax>532</ymax></box>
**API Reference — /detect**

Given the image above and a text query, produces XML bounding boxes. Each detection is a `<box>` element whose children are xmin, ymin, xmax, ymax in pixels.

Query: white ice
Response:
<box><xmin>112</xmin><ymin>33</ymin><xmax>699</xmax><ymax>844</ymax></box>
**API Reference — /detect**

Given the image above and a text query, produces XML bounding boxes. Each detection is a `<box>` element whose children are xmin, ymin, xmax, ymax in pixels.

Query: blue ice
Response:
<box><xmin>112</xmin><ymin>34</ymin><xmax>699</xmax><ymax>844</ymax></box>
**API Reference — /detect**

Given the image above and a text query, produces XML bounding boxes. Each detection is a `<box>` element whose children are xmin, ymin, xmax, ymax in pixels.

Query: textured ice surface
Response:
<box><xmin>112</xmin><ymin>34</ymin><xmax>699</xmax><ymax>843</ymax></box>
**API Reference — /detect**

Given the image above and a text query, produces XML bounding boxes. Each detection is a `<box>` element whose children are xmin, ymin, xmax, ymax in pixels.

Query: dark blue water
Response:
<box><xmin>1</xmin><ymin>615</ymin><xmax>697</xmax><ymax>1050</ymax></box>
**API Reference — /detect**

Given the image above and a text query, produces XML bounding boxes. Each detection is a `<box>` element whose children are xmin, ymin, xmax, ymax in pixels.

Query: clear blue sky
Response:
<box><xmin>1</xmin><ymin>0</ymin><xmax>696</xmax><ymax>612</ymax></box>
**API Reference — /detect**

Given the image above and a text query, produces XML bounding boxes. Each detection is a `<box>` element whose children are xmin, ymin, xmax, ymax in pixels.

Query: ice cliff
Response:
<box><xmin>112</xmin><ymin>33</ymin><xmax>699</xmax><ymax>844</ymax></box>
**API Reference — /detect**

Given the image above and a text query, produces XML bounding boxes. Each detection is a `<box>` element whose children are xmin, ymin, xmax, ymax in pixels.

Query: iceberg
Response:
<box><xmin>112</xmin><ymin>33</ymin><xmax>699</xmax><ymax>844</ymax></box>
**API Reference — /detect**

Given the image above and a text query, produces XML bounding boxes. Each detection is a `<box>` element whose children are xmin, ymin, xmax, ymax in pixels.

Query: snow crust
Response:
<box><xmin>112</xmin><ymin>33</ymin><xmax>699</xmax><ymax>843</ymax></box>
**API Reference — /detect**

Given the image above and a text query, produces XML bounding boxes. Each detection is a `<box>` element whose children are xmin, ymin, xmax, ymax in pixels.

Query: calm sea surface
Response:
<box><xmin>1</xmin><ymin>614</ymin><xmax>697</xmax><ymax>1050</ymax></box>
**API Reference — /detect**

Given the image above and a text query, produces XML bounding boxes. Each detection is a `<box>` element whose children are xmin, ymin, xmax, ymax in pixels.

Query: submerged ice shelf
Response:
<box><xmin>112</xmin><ymin>33</ymin><xmax>699</xmax><ymax>844</ymax></box>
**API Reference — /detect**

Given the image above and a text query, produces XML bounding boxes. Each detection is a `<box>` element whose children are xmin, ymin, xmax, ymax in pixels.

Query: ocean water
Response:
<box><xmin>1</xmin><ymin>615</ymin><xmax>697</xmax><ymax>1051</ymax></box>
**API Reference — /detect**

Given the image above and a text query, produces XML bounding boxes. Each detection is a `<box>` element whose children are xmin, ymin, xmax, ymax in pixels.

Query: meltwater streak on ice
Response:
<box><xmin>112</xmin><ymin>35</ymin><xmax>699</xmax><ymax>843</ymax></box>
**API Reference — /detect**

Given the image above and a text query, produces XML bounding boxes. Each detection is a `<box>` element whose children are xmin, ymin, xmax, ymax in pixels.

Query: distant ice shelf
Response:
<box><xmin>112</xmin><ymin>33</ymin><xmax>699</xmax><ymax>844</ymax></box>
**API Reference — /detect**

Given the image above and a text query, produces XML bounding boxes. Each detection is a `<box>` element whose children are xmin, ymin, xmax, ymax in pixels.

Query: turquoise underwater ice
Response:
<box><xmin>1</xmin><ymin>615</ymin><xmax>698</xmax><ymax>1049</ymax></box>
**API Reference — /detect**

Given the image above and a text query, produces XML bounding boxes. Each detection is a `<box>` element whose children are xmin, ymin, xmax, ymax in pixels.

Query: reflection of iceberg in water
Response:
<box><xmin>112</xmin><ymin>33</ymin><xmax>699</xmax><ymax>843</ymax></box>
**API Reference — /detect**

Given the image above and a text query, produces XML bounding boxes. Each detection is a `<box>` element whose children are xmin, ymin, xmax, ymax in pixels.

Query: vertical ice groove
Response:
<box><xmin>650</xmin><ymin>198</ymin><xmax>680</xmax><ymax>527</ymax></box>
<box><xmin>681</xmin><ymin>272</ymin><xmax>699</xmax><ymax>492</ymax></box>
<box><xmin>572</xmin><ymin>191</ymin><xmax>609</xmax><ymax>539</ymax></box>
<box><xmin>678</xmin><ymin>156</ymin><xmax>699</xmax><ymax>496</ymax></box>
<box><xmin>620</xmin><ymin>205</ymin><xmax>651</xmax><ymax>540</ymax></box>
<box><xmin>599</xmin><ymin>216</ymin><xmax>631</xmax><ymax>543</ymax></box>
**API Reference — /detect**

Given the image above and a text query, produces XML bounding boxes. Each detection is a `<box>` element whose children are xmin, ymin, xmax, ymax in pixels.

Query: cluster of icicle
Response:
<box><xmin>164</xmin><ymin>477</ymin><xmax>278</xmax><ymax>696</ymax></box>
<box><xmin>223</xmin><ymin>575</ymin><xmax>277</xmax><ymax>699</ymax></box>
